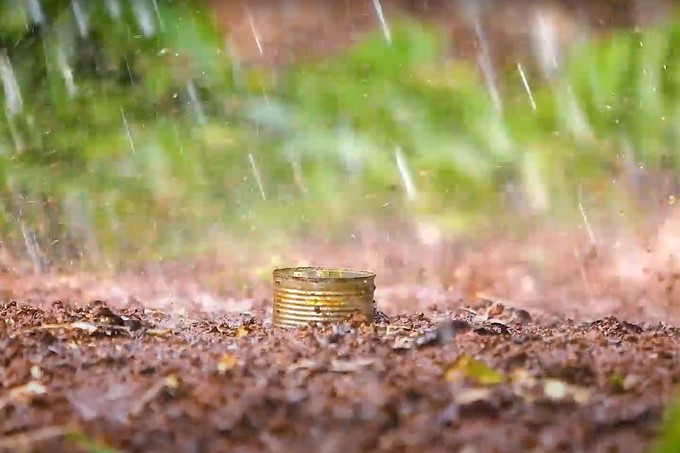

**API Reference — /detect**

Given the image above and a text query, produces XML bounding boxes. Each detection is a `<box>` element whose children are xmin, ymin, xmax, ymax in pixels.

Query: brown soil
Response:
<box><xmin>1</xmin><ymin>213</ymin><xmax>680</xmax><ymax>453</ymax></box>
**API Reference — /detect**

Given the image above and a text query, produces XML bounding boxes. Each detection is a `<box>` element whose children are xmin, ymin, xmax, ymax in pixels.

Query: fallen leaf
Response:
<box><xmin>235</xmin><ymin>325</ymin><xmax>250</xmax><ymax>337</ymax></box>
<box><xmin>444</xmin><ymin>354</ymin><xmax>504</xmax><ymax>385</ymax></box>
<box><xmin>543</xmin><ymin>379</ymin><xmax>589</xmax><ymax>404</ymax></box>
<box><xmin>0</xmin><ymin>381</ymin><xmax>47</xmax><ymax>411</ymax></box>
<box><xmin>453</xmin><ymin>387</ymin><xmax>493</xmax><ymax>405</ymax></box>
<box><xmin>163</xmin><ymin>375</ymin><xmax>180</xmax><ymax>389</ymax></box>
<box><xmin>217</xmin><ymin>353</ymin><xmax>239</xmax><ymax>374</ymax></box>
<box><xmin>329</xmin><ymin>358</ymin><xmax>376</xmax><ymax>373</ymax></box>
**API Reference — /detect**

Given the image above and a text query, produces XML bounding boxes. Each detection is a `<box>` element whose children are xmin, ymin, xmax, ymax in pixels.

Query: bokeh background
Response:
<box><xmin>0</xmin><ymin>0</ymin><xmax>678</xmax><ymax>271</ymax></box>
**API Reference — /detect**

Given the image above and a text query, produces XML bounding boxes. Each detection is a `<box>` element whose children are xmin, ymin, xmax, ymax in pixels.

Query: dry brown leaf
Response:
<box><xmin>235</xmin><ymin>325</ymin><xmax>250</xmax><ymax>337</ymax></box>
<box><xmin>217</xmin><ymin>353</ymin><xmax>239</xmax><ymax>374</ymax></box>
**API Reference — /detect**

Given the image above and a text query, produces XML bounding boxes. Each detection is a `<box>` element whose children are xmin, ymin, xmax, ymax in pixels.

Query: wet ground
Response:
<box><xmin>1</xmin><ymin>214</ymin><xmax>680</xmax><ymax>453</ymax></box>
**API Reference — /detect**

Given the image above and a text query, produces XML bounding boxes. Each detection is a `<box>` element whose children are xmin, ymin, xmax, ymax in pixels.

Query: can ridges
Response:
<box><xmin>272</xmin><ymin>267</ymin><xmax>376</xmax><ymax>328</ymax></box>
<box><xmin>274</xmin><ymin>287</ymin><xmax>374</xmax><ymax>297</ymax></box>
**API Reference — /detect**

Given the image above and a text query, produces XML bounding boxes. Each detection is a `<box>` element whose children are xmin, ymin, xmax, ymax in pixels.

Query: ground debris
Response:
<box><xmin>444</xmin><ymin>354</ymin><xmax>505</xmax><ymax>385</ymax></box>
<box><xmin>0</xmin><ymin>425</ymin><xmax>72</xmax><ymax>453</ymax></box>
<box><xmin>0</xmin><ymin>381</ymin><xmax>47</xmax><ymax>411</ymax></box>
<box><xmin>126</xmin><ymin>374</ymin><xmax>181</xmax><ymax>422</ymax></box>
<box><xmin>329</xmin><ymin>357</ymin><xmax>376</xmax><ymax>373</ymax></box>
<box><xmin>1</xmin><ymin>288</ymin><xmax>678</xmax><ymax>453</ymax></box>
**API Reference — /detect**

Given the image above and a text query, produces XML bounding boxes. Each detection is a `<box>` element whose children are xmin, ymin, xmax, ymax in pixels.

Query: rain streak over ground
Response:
<box><xmin>2</xmin><ymin>1</ymin><xmax>680</xmax><ymax>452</ymax></box>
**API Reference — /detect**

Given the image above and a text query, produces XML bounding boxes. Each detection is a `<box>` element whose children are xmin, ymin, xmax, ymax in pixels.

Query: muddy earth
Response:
<box><xmin>1</xmin><ymin>217</ymin><xmax>680</xmax><ymax>453</ymax></box>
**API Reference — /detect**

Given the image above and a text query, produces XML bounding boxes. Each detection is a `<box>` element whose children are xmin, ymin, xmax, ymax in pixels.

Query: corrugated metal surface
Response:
<box><xmin>272</xmin><ymin>267</ymin><xmax>375</xmax><ymax>327</ymax></box>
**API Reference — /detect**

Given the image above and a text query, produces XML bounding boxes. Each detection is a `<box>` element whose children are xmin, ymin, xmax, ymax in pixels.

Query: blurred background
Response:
<box><xmin>0</xmin><ymin>0</ymin><xmax>679</xmax><ymax>275</ymax></box>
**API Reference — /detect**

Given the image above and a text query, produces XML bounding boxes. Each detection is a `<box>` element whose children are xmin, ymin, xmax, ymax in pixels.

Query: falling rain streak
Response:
<box><xmin>248</xmin><ymin>153</ymin><xmax>267</xmax><ymax>201</ymax></box>
<box><xmin>26</xmin><ymin>0</ymin><xmax>45</xmax><ymax>25</ymax></box>
<box><xmin>472</xmin><ymin>15</ymin><xmax>501</xmax><ymax>111</ymax></box>
<box><xmin>245</xmin><ymin>6</ymin><xmax>264</xmax><ymax>54</ymax></box>
<box><xmin>532</xmin><ymin>9</ymin><xmax>561</xmax><ymax>78</ymax></box>
<box><xmin>0</xmin><ymin>51</ymin><xmax>23</xmax><ymax>116</ymax></box>
<box><xmin>105</xmin><ymin>0</ymin><xmax>121</xmax><ymax>19</ymax></box>
<box><xmin>21</xmin><ymin>222</ymin><xmax>45</xmax><ymax>274</ymax></box>
<box><xmin>372</xmin><ymin>0</ymin><xmax>392</xmax><ymax>44</ymax></box>
<box><xmin>132</xmin><ymin>0</ymin><xmax>156</xmax><ymax>37</ymax></box>
<box><xmin>57</xmin><ymin>49</ymin><xmax>77</xmax><ymax>97</ymax></box>
<box><xmin>187</xmin><ymin>80</ymin><xmax>206</xmax><ymax>124</ymax></box>
<box><xmin>395</xmin><ymin>147</ymin><xmax>417</xmax><ymax>201</ymax></box>
<box><xmin>121</xmin><ymin>109</ymin><xmax>136</xmax><ymax>154</ymax></box>
<box><xmin>517</xmin><ymin>63</ymin><xmax>537</xmax><ymax>111</ymax></box>
<box><xmin>71</xmin><ymin>0</ymin><xmax>89</xmax><ymax>38</ymax></box>
<box><xmin>151</xmin><ymin>0</ymin><xmax>165</xmax><ymax>32</ymax></box>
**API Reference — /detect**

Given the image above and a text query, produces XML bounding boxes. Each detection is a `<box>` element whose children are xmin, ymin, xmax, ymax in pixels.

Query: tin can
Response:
<box><xmin>272</xmin><ymin>267</ymin><xmax>376</xmax><ymax>327</ymax></box>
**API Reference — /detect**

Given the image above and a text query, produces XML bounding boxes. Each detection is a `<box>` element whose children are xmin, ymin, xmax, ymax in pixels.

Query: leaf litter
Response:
<box><xmin>3</xmin><ymin>224</ymin><xmax>680</xmax><ymax>453</ymax></box>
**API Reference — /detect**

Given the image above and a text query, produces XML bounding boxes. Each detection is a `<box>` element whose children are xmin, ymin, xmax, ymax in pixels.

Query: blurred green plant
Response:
<box><xmin>648</xmin><ymin>393</ymin><xmax>680</xmax><ymax>453</ymax></box>
<box><xmin>0</xmin><ymin>0</ymin><xmax>252</xmax><ymax>266</ymax></box>
<box><xmin>0</xmin><ymin>1</ymin><xmax>678</xmax><ymax>268</ymax></box>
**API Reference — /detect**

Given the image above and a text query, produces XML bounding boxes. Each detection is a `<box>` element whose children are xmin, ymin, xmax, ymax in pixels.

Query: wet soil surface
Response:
<box><xmin>1</xmin><ymin>220</ymin><xmax>680</xmax><ymax>453</ymax></box>
<box><xmin>1</xmin><ymin>298</ymin><xmax>678</xmax><ymax>453</ymax></box>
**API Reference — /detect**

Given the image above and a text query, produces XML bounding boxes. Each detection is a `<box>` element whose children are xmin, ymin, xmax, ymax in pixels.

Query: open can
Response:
<box><xmin>272</xmin><ymin>267</ymin><xmax>376</xmax><ymax>327</ymax></box>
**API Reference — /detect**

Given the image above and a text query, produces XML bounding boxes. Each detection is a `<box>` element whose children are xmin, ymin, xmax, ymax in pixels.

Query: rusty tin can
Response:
<box><xmin>272</xmin><ymin>267</ymin><xmax>376</xmax><ymax>327</ymax></box>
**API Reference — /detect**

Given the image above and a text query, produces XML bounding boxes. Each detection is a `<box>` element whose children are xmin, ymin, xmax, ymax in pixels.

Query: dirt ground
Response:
<box><xmin>1</xmin><ymin>211</ymin><xmax>680</xmax><ymax>453</ymax></box>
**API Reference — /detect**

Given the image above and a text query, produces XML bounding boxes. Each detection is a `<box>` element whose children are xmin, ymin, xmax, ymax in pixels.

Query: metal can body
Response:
<box><xmin>272</xmin><ymin>267</ymin><xmax>376</xmax><ymax>327</ymax></box>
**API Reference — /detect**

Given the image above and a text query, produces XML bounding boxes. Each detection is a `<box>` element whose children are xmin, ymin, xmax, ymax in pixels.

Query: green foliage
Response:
<box><xmin>0</xmin><ymin>2</ymin><xmax>678</xmax><ymax>266</ymax></box>
<box><xmin>649</xmin><ymin>394</ymin><xmax>680</xmax><ymax>453</ymax></box>
<box><xmin>0</xmin><ymin>0</ymin><xmax>247</xmax><ymax>264</ymax></box>
<box><xmin>247</xmin><ymin>23</ymin><xmax>516</xmax><ymax>230</ymax></box>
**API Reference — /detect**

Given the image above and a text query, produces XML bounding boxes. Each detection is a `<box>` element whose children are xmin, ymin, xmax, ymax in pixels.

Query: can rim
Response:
<box><xmin>273</xmin><ymin>267</ymin><xmax>375</xmax><ymax>282</ymax></box>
